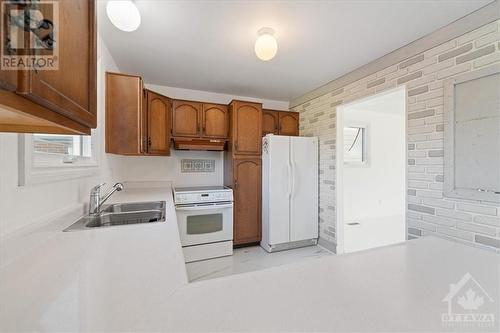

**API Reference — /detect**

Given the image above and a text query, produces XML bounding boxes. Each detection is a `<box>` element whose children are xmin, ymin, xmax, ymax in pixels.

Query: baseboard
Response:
<box><xmin>318</xmin><ymin>237</ymin><xmax>337</xmax><ymax>254</ymax></box>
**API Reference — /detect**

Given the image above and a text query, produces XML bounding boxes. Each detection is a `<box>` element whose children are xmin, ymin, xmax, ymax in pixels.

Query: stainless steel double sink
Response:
<box><xmin>64</xmin><ymin>201</ymin><xmax>166</xmax><ymax>232</ymax></box>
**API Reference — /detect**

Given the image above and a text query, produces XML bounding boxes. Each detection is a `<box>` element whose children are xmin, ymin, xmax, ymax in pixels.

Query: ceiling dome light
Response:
<box><xmin>254</xmin><ymin>28</ymin><xmax>277</xmax><ymax>61</ymax></box>
<box><xmin>106</xmin><ymin>0</ymin><xmax>141</xmax><ymax>32</ymax></box>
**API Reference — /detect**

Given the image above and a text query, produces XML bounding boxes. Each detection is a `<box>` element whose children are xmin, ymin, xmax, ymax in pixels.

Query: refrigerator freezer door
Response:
<box><xmin>290</xmin><ymin>136</ymin><xmax>319</xmax><ymax>241</ymax></box>
<box><xmin>262</xmin><ymin>135</ymin><xmax>291</xmax><ymax>246</ymax></box>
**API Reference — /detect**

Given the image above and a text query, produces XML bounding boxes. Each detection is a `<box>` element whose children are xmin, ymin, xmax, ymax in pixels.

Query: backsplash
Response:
<box><xmin>295</xmin><ymin>20</ymin><xmax>500</xmax><ymax>252</ymax></box>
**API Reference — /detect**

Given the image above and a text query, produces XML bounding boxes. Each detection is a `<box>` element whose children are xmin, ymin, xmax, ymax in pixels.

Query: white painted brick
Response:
<box><xmin>429</xmin><ymin>183</ymin><xmax>444</xmax><ymax>191</ymax></box>
<box><xmin>408</xmin><ymin>166</ymin><xmax>426</xmax><ymax>173</ymax></box>
<box><xmin>456</xmin><ymin>203</ymin><xmax>498</xmax><ymax>216</ymax></box>
<box><xmin>406</xmin><ymin>74</ymin><xmax>436</xmax><ymax>89</ymax></box>
<box><xmin>436</xmin><ymin>63</ymin><xmax>471</xmax><ymax>80</ymax></box>
<box><xmin>408</xmin><ymin>150</ymin><xmax>427</xmax><ymax>158</ymax></box>
<box><xmin>436</xmin><ymin>226</ymin><xmax>473</xmax><ymax>241</ymax></box>
<box><xmin>426</xmin><ymin>166</ymin><xmax>444</xmax><ymax>174</ymax></box>
<box><xmin>408</xmin><ymin>119</ymin><xmax>425</xmax><ymax>127</ymax></box>
<box><xmin>457</xmin><ymin>21</ymin><xmax>498</xmax><ymax>45</ymax></box>
<box><xmin>416</xmin><ymin>141</ymin><xmax>443</xmax><ymax>149</ymax></box>
<box><xmin>408</xmin><ymin>219</ymin><xmax>438</xmax><ymax>232</ymax></box>
<box><xmin>474</xmin><ymin>215</ymin><xmax>500</xmax><ymax>227</ymax></box>
<box><xmin>407</xmin><ymin>57</ymin><xmax>438</xmax><ymax>72</ymax></box>
<box><xmin>475</xmin><ymin>31</ymin><xmax>500</xmax><ymax>48</ymax></box>
<box><xmin>456</xmin><ymin>222</ymin><xmax>497</xmax><ymax>236</ymax></box>
<box><xmin>473</xmin><ymin>52</ymin><xmax>500</xmax><ymax>68</ymax></box>
<box><xmin>408</xmin><ymin>180</ymin><xmax>428</xmax><ymax>189</ymax></box>
<box><xmin>416</xmin><ymin>88</ymin><xmax>444</xmax><ymax>102</ymax></box>
<box><xmin>423</xmin><ymin>58</ymin><xmax>454</xmax><ymax>75</ymax></box>
<box><xmin>408</xmin><ymin>125</ymin><xmax>435</xmax><ymax>135</ymax></box>
<box><xmin>436</xmin><ymin>208</ymin><xmax>472</xmax><ymax>222</ymax></box>
<box><xmin>425</xmin><ymin>39</ymin><xmax>457</xmax><ymax>57</ymax></box>
<box><xmin>422</xmin><ymin>198</ymin><xmax>454</xmax><ymax>209</ymax></box>
<box><xmin>416</xmin><ymin>190</ymin><xmax>443</xmax><ymax>198</ymax></box>
<box><xmin>422</xmin><ymin>214</ymin><xmax>456</xmax><ymax>227</ymax></box>
<box><xmin>408</xmin><ymin>102</ymin><xmax>426</xmax><ymax>112</ymax></box>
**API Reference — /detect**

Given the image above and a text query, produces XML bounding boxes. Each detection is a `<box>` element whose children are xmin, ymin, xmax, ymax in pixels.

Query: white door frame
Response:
<box><xmin>335</xmin><ymin>86</ymin><xmax>407</xmax><ymax>255</ymax></box>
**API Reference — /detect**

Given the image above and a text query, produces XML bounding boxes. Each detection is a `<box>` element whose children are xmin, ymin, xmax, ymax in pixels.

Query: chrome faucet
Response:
<box><xmin>89</xmin><ymin>183</ymin><xmax>124</xmax><ymax>216</ymax></box>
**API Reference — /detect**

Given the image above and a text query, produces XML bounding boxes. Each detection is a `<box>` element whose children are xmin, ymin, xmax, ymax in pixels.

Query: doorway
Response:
<box><xmin>336</xmin><ymin>87</ymin><xmax>406</xmax><ymax>254</ymax></box>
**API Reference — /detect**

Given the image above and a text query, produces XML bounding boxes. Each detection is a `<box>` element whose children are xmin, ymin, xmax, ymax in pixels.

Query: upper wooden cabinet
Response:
<box><xmin>0</xmin><ymin>0</ymin><xmax>96</xmax><ymax>135</ymax></box>
<box><xmin>230</xmin><ymin>100</ymin><xmax>262</xmax><ymax>155</ymax></box>
<box><xmin>146</xmin><ymin>90</ymin><xmax>171</xmax><ymax>155</ymax></box>
<box><xmin>202</xmin><ymin>103</ymin><xmax>228</xmax><ymax>138</ymax></box>
<box><xmin>106</xmin><ymin>72</ymin><xmax>144</xmax><ymax>155</ymax></box>
<box><xmin>172</xmin><ymin>100</ymin><xmax>201</xmax><ymax>138</ymax></box>
<box><xmin>279</xmin><ymin>111</ymin><xmax>299</xmax><ymax>136</ymax></box>
<box><xmin>105</xmin><ymin>72</ymin><xmax>171</xmax><ymax>156</ymax></box>
<box><xmin>262</xmin><ymin>110</ymin><xmax>279</xmax><ymax>136</ymax></box>
<box><xmin>172</xmin><ymin>100</ymin><xmax>228</xmax><ymax>140</ymax></box>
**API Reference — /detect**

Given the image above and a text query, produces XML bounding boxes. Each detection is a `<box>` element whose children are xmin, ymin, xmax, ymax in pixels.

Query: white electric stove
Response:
<box><xmin>173</xmin><ymin>186</ymin><xmax>233</xmax><ymax>263</ymax></box>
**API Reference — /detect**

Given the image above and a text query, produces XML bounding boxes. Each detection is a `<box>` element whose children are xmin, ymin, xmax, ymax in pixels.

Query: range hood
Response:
<box><xmin>173</xmin><ymin>138</ymin><xmax>226</xmax><ymax>151</ymax></box>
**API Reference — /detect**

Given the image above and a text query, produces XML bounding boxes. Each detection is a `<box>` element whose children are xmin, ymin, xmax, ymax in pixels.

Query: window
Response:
<box><xmin>33</xmin><ymin>134</ymin><xmax>92</xmax><ymax>161</ymax></box>
<box><xmin>18</xmin><ymin>132</ymin><xmax>99</xmax><ymax>186</ymax></box>
<box><xmin>343</xmin><ymin>126</ymin><xmax>365</xmax><ymax>164</ymax></box>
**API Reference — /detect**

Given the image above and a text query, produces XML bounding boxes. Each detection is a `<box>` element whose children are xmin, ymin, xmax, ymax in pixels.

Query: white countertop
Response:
<box><xmin>1</xmin><ymin>182</ymin><xmax>499</xmax><ymax>332</ymax></box>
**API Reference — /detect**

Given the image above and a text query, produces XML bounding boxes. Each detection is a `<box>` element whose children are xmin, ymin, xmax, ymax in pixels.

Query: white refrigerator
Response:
<box><xmin>261</xmin><ymin>134</ymin><xmax>319</xmax><ymax>252</ymax></box>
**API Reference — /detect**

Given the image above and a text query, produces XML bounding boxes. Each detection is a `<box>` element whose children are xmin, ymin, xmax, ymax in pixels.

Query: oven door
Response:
<box><xmin>175</xmin><ymin>202</ymin><xmax>233</xmax><ymax>247</ymax></box>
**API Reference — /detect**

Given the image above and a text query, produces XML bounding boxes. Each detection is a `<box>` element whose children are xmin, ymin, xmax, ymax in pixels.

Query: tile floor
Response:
<box><xmin>186</xmin><ymin>245</ymin><xmax>333</xmax><ymax>282</ymax></box>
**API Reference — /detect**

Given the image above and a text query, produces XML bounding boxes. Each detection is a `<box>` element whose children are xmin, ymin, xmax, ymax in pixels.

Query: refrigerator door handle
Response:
<box><xmin>287</xmin><ymin>159</ymin><xmax>292</xmax><ymax>199</ymax></box>
<box><xmin>290</xmin><ymin>145</ymin><xmax>295</xmax><ymax>199</ymax></box>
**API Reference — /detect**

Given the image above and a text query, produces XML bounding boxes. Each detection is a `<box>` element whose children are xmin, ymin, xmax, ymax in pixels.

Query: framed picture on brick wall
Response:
<box><xmin>444</xmin><ymin>64</ymin><xmax>500</xmax><ymax>203</ymax></box>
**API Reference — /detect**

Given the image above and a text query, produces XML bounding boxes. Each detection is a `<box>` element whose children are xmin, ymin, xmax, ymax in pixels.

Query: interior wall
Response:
<box><xmin>341</xmin><ymin>89</ymin><xmax>406</xmax><ymax>253</ymax></box>
<box><xmin>295</xmin><ymin>20</ymin><xmax>500</xmax><ymax>253</ymax></box>
<box><xmin>0</xmin><ymin>35</ymin><xmax>119</xmax><ymax>238</ymax></box>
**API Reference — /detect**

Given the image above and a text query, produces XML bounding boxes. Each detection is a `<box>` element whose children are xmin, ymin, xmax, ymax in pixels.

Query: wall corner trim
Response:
<box><xmin>289</xmin><ymin>0</ymin><xmax>500</xmax><ymax>108</ymax></box>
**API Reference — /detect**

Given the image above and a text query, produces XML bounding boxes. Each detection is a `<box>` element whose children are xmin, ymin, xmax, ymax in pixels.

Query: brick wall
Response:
<box><xmin>293</xmin><ymin>20</ymin><xmax>500</xmax><ymax>253</ymax></box>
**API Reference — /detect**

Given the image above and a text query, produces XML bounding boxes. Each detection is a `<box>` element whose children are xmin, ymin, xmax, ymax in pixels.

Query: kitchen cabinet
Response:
<box><xmin>146</xmin><ymin>90</ymin><xmax>171</xmax><ymax>155</ymax></box>
<box><xmin>262</xmin><ymin>110</ymin><xmax>279</xmax><ymax>136</ymax></box>
<box><xmin>232</xmin><ymin>158</ymin><xmax>262</xmax><ymax>245</ymax></box>
<box><xmin>106</xmin><ymin>72</ymin><xmax>144</xmax><ymax>155</ymax></box>
<box><xmin>225</xmin><ymin>100</ymin><xmax>263</xmax><ymax>246</ymax></box>
<box><xmin>230</xmin><ymin>100</ymin><xmax>262</xmax><ymax>155</ymax></box>
<box><xmin>172</xmin><ymin>100</ymin><xmax>201</xmax><ymax>138</ymax></box>
<box><xmin>278</xmin><ymin>111</ymin><xmax>299</xmax><ymax>136</ymax></box>
<box><xmin>105</xmin><ymin>72</ymin><xmax>171</xmax><ymax>156</ymax></box>
<box><xmin>0</xmin><ymin>0</ymin><xmax>96</xmax><ymax>135</ymax></box>
<box><xmin>202</xmin><ymin>103</ymin><xmax>228</xmax><ymax>138</ymax></box>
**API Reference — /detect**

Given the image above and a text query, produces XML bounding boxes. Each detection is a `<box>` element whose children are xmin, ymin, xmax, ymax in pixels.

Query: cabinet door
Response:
<box><xmin>147</xmin><ymin>90</ymin><xmax>171</xmax><ymax>155</ymax></box>
<box><xmin>233</xmin><ymin>158</ymin><xmax>262</xmax><ymax>245</ymax></box>
<box><xmin>172</xmin><ymin>100</ymin><xmax>201</xmax><ymax>137</ymax></box>
<box><xmin>105</xmin><ymin>72</ymin><xmax>143</xmax><ymax>155</ymax></box>
<box><xmin>26</xmin><ymin>0</ymin><xmax>97</xmax><ymax>128</ymax></box>
<box><xmin>232</xmin><ymin>101</ymin><xmax>262</xmax><ymax>155</ymax></box>
<box><xmin>262</xmin><ymin>110</ymin><xmax>279</xmax><ymax>136</ymax></box>
<box><xmin>279</xmin><ymin>112</ymin><xmax>299</xmax><ymax>136</ymax></box>
<box><xmin>202</xmin><ymin>104</ymin><xmax>228</xmax><ymax>139</ymax></box>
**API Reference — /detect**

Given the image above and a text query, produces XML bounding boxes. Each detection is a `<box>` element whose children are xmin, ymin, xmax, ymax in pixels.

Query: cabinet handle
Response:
<box><xmin>234</xmin><ymin>180</ymin><xmax>238</xmax><ymax>189</ymax></box>
<box><xmin>148</xmin><ymin>137</ymin><xmax>152</xmax><ymax>147</ymax></box>
<box><xmin>234</xmin><ymin>141</ymin><xmax>239</xmax><ymax>151</ymax></box>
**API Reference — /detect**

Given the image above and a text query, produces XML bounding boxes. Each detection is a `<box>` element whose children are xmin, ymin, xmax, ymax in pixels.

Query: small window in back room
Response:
<box><xmin>33</xmin><ymin>134</ymin><xmax>92</xmax><ymax>161</ymax></box>
<box><xmin>343</xmin><ymin>127</ymin><xmax>364</xmax><ymax>164</ymax></box>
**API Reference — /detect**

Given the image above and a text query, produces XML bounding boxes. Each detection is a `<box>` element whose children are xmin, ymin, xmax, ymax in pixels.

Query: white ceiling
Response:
<box><xmin>98</xmin><ymin>0</ymin><xmax>492</xmax><ymax>102</ymax></box>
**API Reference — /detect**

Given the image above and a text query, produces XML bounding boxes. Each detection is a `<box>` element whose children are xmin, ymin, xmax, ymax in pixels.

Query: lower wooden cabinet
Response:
<box><xmin>105</xmin><ymin>72</ymin><xmax>171</xmax><ymax>156</ymax></box>
<box><xmin>229</xmin><ymin>157</ymin><xmax>262</xmax><ymax>246</ymax></box>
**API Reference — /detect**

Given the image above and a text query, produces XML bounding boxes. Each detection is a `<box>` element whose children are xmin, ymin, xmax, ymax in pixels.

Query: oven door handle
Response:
<box><xmin>175</xmin><ymin>203</ymin><xmax>233</xmax><ymax>211</ymax></box>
